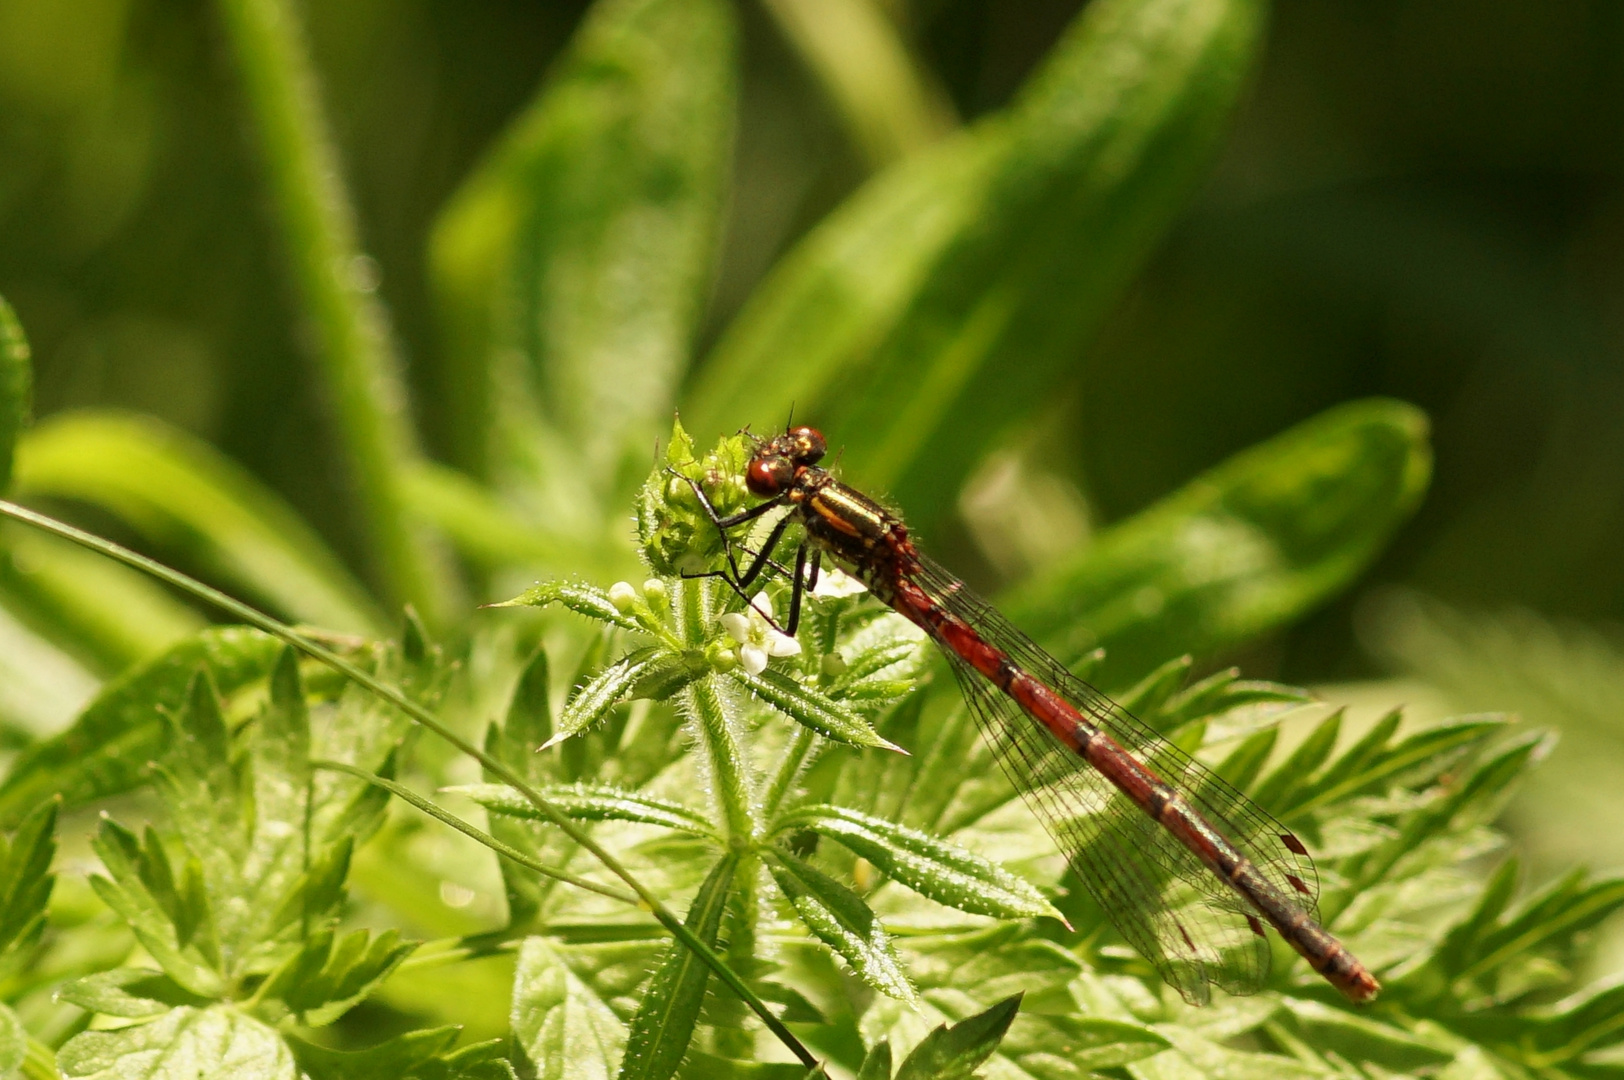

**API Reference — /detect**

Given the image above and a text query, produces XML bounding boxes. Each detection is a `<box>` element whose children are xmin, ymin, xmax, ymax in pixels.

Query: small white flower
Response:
<box><xmin>608</xmin><ymin>581</ymin><xmax>639</xmax><ymax>612</ymax></box>
<box><xmin>719</xmin><ymin>592</ymin><xmax>801</xmax><ymax>676</ymax></box>
<box><xmin>812</xmin><ymin>566</ymin><xmax>867</xmax><ymax>598</ymax></box>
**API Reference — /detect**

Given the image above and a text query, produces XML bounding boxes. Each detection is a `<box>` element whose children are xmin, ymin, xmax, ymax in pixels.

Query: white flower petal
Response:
<box><xmin>812</xmin><ymin>567</ymin><xmax>867</xmax><ymax>598</ymax></box>
<box><xmin>748</xmin><ymin>592</ymin><xmax>776</xmax><ymax>621</ymax></box>
<box><xmin>719</xmin><ymin>612</ymin><xmax>752</xmax><ymax>643</ymax></box>
<box><xmin>740</xmin><ymin>644</ymin><xmax>768</xmax><ymax>676</ymax></box>
<box><xmin>766</xmin><ymin>635</ymin><xmax>802</xmax><ymax>658</ymax></box>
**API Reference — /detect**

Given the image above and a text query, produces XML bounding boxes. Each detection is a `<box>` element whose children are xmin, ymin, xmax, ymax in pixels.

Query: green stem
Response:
<box><xmin>211</xmin><ymin>0</ymin><xmax>449</xmax><ymax>625</ymax></box>
<box><xmin>688</xmin><ymin>680</ymin><xmax>758</xmax><ymax>842</ymax></box>
<box><xmin>0</xmin><ymin>500</ymin><xmax>817</xmax><ymax>1071</ymax></box>
<box><xmin>312</xmin><ymin>760</ymin><xmax>638</xmax><ymax>905</ymax></box>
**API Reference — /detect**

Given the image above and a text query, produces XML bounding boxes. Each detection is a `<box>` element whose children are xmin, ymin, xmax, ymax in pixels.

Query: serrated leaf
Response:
<box><xmin>12</xmin><ymin>412</ymin><xmax>383</xmax><ymax>633</ymax></box>
<box><xmin>766</xmin><ymin>848</ymin><xmax>913</xmax><ymax>1001</ymax></box>
<box><xmin>1005</xmin><ymin>399</ymin><xmax>1431</xmax><ymax>684</ymax></box>
<box><xmin>89</xmin><ymin>819</ymin><xmax>222</xmax><ymax>998</ymax></box>
<box><xmin>56</xmin><ymin>970</ymin><xmax>212</xmax><ymax>1019</ymax></box>
<box><xmin>774</xmin><ymin>804</ymin><xmax>1058</xmax><ymax>920</ymax></box>
<box><xmin>554</xmin><ymin>648</ymin><xmax>666</xmax><ymax>745</ymax></box>
<box><xmin>260</xmin><ymin>927</ymin><xmax>417</xmax><ymax>1026</ymax></box>
<box><xmin>618</xmin><ymin>854</ymin><xmax>738</xmax><ymax>1080</ymax></box>
<box><xmin>57</xmin><ymin>1005</ymin><xmax>294</xmax><ymax>1079</ymax></box>
<box><xmin>893</xmin><ymin>993</ymin><xmax>1020</xmax><ymax>1080</ymax></box>
<box><xmin>0</xmin><ymin>798</ymin><xmax>55</xmax><ymax>957</ymax></box>
<box><xmin>496</xmin><ymin>581</ymin><xmax>642</xmax><ymax>631</ymax></box>
<box><xmin>512</xmin><ymin>936</ymin><xmax>627</xmax><ymax>1080</ymax></box>
<box><xmin>730</xmin><ymin>668</ymin><xmax>898</xmax><ymax>750</ymax></box>
<box><xmin>0</xmin><ymin>295</ymin><xmax>30</xmax><ymax>496</ymax></box>
<box><xmin>0</xmin><ymin>628</ymin><xmax>283</xmax><ymax>826</ymax></box>
<box><xmin>451</xmin><ymin>782</ymin><xmax>719</xmax><ymax>839</ymax></box>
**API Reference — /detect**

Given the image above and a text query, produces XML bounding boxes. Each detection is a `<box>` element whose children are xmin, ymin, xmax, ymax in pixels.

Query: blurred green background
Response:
<box><xmin>3</xmin><ymin>0</ymin><xmax>1623</xmax><ymax>919</ymax></box>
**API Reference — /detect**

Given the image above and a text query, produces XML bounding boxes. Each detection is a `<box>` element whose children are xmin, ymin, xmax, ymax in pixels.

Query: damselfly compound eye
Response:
<box><xmin>746</xmin><ymin>456</ymin><xmax>795</xmax><ymax>496</ymax></box>
<box><xmin>786</xmin><ymin>426</ymin><xmax>826</xmax><ymax>465</ymax></box>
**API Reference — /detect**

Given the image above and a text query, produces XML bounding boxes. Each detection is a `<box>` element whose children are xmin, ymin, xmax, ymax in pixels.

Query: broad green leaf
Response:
<box><xmin>0</xmin><ymin>295</ymin><xmax>30</xmax><ymax>495</ymax></box>
<box><xmin>452</xmin><ymin>782</ymin><xmax>719</xmax><ymax>839</ymax></box>
<box><xmin>0</xmin><ymin>627</ymin><xmax>280</xmax><ymax>826</ymax></box>
<box><xmin>56</xmin><ymin>970</ymin><xmax>212</xmax><ymax>1019</ymax></box>
<box><xmin>400</xmin><ymin>459</ymin><xmax>599</xmax><ymax>570</ymax></box>
<box><xmin>0</xmin><ymin>595</ymin><xmax>98</xmax><ymax>739</ymax></box>
<box><xmin>0</xmin><ymin>1002</ymin><xmax>22</xmax><ymax>1080</ymax></box>
<box><xmin>57</xmin><ymin>1005</ymin><xmax>295</xmax><ymax>1080</ymax></box>
<box><xmin>773</xmin><ymin>804</ymin><xmax>1059</xmax><ymax>920</ymax></box>
<box><xmin>430</xmin><ymin>0</ymin><xmax>735</xmax><ymax>487</ymax></box>
<box><xmin>730</xmin><ymin>667</ymin><xmax>898</xmax><ymax>751</ymax></box>
<box><xmin>893</xmin><ymin>993</ymin><xmax>1020</xmax><ymax>1080</ymax></box>
<box><xmin>11</xmin><ymin>412</ymin><xmax>384</xmax><ymax>633</ymax></box>
<box><xmin>759</xmin><ymin>0</ymin><xmax>954</xmax><ymax>169</ymax></box>
<box><xmin>690</xmin><ymin>0</ymin><xmax>1267</xmax><ymax>533</ymax></box>
<box><xmin>0</xmin><ymin>798</ymin><xmax>56</xmax><ymax>956</ymax></box>
<box><xmin>1004</xmin><ymin>399</ymin><xmax>1432</xmax><ymax>683</ymax></box>
<box><xmin>0</xmin><ymin>527</ymin><xmax>206</xmax><ymax>673</ymax></box>
<box><xmin>512</xmin><ymin>936</ymin><xmax>627</xmax><ymax>1080</ymax></box>
<box><xmin>617</xmin><ymin>853</ymin><xmax>738</xmax><ymax>1080</ymax></box>
<box><xmin>765</xmin><ymin>848</ymin><xmax>913</xmax><ymax>1001</ymax></box>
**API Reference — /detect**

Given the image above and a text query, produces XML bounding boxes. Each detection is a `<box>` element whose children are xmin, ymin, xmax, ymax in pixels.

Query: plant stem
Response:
<box><xmin>0</xmin><ymin>500</ymin><xmax>817</xmax><ymax>1070</ymax></box>
<box><xmin>211</xmin><ymin>0</ymin><xmax>450</xmax><ymax>626</ymax></box>
<box><xmin>313</xmin><ymin>760</ymin><xmax>638</xmax><ymax>905</ymax></box>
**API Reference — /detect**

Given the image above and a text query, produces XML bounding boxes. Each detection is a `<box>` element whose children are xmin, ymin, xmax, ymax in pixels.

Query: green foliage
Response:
<box><xmin>0</xmin><ymin>0</ymin><xmax>1618</xmax><ymax>1076</ymax></box>
<box><xmin>0</xmin><ymin>295</ymin><xmax>29</xmax><ymax>498</ymax></box>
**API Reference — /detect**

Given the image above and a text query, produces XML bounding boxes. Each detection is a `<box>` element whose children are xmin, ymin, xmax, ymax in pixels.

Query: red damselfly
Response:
<box><xmin>686</xmin><ymin>425</ymin><xmax>1379</xmax><ymax>1005</ymax></box>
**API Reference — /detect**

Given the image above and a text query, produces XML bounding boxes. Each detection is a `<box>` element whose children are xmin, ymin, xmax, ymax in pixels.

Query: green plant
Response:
<box><xmin>1</xmin><ymin>0</ymin><xmax>1621</xmax><ymax>1077</ymax></box>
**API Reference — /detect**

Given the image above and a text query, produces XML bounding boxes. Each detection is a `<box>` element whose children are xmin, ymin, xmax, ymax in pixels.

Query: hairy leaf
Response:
<box><xmin>618</xmin><ymin>853</ymin><xmax>738</xmax><ymax>1080</ymax></box>
<box><xmin>730</xmin><ymin>667</ymin><xmax>897</xmax><ymax>751</ymax></box>
<box><xmin>773</xmin><ymin>804</ymin><xmax>1058</xmax><ymax>921</ymax></box>
<box><xmin>765</xmin><ymin>848</ymin><xmax>913</xmax><ymax>1001</ymax></box>
<box><xmin>453</xmin><ymin>782</ymin><xmax>718</xmax><ymax>839</ymax></box>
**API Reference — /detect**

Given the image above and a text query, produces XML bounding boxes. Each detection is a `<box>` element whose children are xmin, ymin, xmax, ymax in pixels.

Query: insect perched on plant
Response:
<box><xmin>680</xmin><ymin>425</ymin><xmax>1379</xmax><ymax>1005</ymax></box>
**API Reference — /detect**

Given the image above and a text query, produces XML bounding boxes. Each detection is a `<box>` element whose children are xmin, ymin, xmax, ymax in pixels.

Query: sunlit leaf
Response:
<box><xmin>57</xmin><ymin>1005</ymin><xmax>295</xmax><ymax>1080</ymax></box>
<box><xmin>1004</xmin><ymin>398</ymin><xmax>1432</xmax><ymax>682</ymax></box>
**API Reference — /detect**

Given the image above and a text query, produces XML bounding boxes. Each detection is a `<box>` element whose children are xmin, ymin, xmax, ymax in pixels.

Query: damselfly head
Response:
<box><xmin>745</xmin><ymin>426</ymin><xmax>827</xmax><ymax>496</ymax></box>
